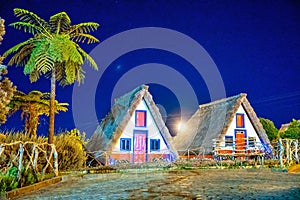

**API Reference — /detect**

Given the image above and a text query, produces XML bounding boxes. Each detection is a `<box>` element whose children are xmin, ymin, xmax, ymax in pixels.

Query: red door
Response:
<box><xmin>235</xmin><ymin>130</ymin><xmax>246</xmax><ymax>154</ymax></box>
<box><xmin>133</xmin><ymin>131</ymin><xmax>147</xmax><ymax>163</ymax></box>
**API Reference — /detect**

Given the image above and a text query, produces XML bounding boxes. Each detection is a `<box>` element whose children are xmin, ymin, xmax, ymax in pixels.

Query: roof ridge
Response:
<box><xmin>199</xmin><ymin>93</ymin><xmax>247</xmax><ymax>108</ymax></box>
<box><xmin>114</xmin><ymin>84</ymin><xmax>148</xmax><ymax>104</ymax></box>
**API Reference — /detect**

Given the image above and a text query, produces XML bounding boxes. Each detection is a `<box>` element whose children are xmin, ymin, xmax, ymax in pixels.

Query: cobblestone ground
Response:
<box><xmin>16</xmin><ymin>169</ymin><xmax>300</xmax><ymax>200</ymax></box>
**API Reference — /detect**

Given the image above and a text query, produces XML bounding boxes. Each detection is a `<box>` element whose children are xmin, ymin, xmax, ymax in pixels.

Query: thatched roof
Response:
<box><xmin>173</xmin><ymin>93</ymin><xmax>272</xmax><ymax>154</ymax></box>
<box><xmin>87</xmin><ymin>85</ymin><xmax>178</xmax><ymax>159</ymax></box>
<box><xmin>279</xmin><ymin>120</ymin><xmax>300</xmax><ymax>133</ymax></box>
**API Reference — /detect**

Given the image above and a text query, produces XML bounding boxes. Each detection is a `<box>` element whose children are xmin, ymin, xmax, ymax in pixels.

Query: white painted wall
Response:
<box><xmin>112</xmin><ymin>98</ymin><xmax>170</xmax><ymax>154</ymax></box>
<box><xmin>220</xmin><ymin>105</ymin><xmax>263</xmax><ymax>149</ymax></box>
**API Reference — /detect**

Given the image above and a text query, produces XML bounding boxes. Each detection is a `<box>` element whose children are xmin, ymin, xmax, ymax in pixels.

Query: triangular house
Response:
<box><xmin>173</xmin><ymin>93</ymin><xmax>272</xmax><ymax>158</ymax></box>
<box><xmin>87</xmin><ymin>85</ymin><xmax>178</xmax><ymax>165</ymax></box>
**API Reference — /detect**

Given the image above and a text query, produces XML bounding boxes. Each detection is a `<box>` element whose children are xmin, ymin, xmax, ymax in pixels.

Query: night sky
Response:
<box><xmin>0</xmin><ymin>1</ymin><xmax>299</xmax><ymax>138</ymax></box>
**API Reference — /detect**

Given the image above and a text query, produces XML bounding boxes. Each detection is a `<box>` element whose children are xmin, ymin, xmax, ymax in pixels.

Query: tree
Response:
<box><xmin>281</xmin><ymin>119</ymin><xmax>300</xmax><ymax>140</ymax></box>
<box><xmin>9</xmin><ymin>90</ymin><xmax>68</xmax><ymax>138</ymax></box>
<box><xmin>0</xmin><ymin>17</ymin><xmax>17</xmax><ymax>125</ymax></box>
<box><xmin>0</xmin><ymin>17</ymin><xmax>5</xmax><ymax>44</ymax></box>
<box><xmin>259</xmin><ymin>118</ymin><xmax>279</xmax><ymax>142</ymax></box>
<box><xmin>0</xmin><ymin>72</ymin><xmax>16</xmax><ymax>124</ymax></box>
<box><xmin>3</xmin><ymin>8</ymin><xmax>99</xmax><ymax>143</ymax></box>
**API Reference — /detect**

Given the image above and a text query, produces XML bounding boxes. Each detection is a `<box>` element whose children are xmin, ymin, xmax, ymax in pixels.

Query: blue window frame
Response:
<box><xmin>236</xmin><ymin>113</ymin><xmax>245</xmax><ymax>128</ymax></box>
<box><xmin>150</xmin><ymin>139</ymin><xmax>160</xmax><ymax>151</ymax></box>
<box><xmin>225</xmin><ymin>136</ymin><xmax>233</xmax><ymax>147</ymax></box>
<box><xmin>248</xmin><ymin>137</ymin><xmax>256</xmax><ymax>147</ymax></box>
<box><xmin>135</xmin><ymin>110</ymin><xmax>147</xmax><ymax>127</ymax></box>
<box><xmin>120</xmin><ymin>138</ymin><xmax>131</xmax><ymax>151</ymax></box>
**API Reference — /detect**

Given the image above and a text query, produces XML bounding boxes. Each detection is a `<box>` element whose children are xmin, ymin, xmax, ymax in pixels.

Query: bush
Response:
<box><xmin>54</xmin><ymin>129</ymin><xmax>87</xmax><ymax>171</ymax></box>
<box><xmin>0</xmin><ymin>167</ymin><xmax>18</xmax><ymax>193</ymax></box>
<box><xmin>281</xmin><ymin>119</ymin><xmax>300</xmax><ymax>139</ymax></box>
<box><xmin>0</xmin><ymin>129</ymin><xmax>88</xmax><ymax>171</ymax></box>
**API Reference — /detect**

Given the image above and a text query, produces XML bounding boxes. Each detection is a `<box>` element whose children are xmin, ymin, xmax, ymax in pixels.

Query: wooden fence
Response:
<box><xmin>272</xmin><ymin>138</ymin><xmax>299</xmax><ymax>167</ymax></box>
<box><xmin>0</xmin><ymin>141</ymin><xmax>58</xmax><ymax>180</ymax></box>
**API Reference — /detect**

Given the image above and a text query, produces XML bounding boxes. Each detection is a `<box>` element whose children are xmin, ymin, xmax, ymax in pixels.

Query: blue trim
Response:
<box><xmin>120</xmin><ymin>138</ymin><xmax>131</xmax><ymax>151</ymax></box>
<box><xmin>150</xmin><ymin>139</ymin><xmax>160</xmax><ymax>151</ymax></box>
<box><xmin>248</xmin><ymin>136</ymin><xmax>256</xmax><ymax>147</ymax></box>
<box><xmin>224</xmin><ymin>136</ymin><xmax>233</xmax><ymax>147</ymax></box>
<box><xmin>236</xmin><ymin>113</ymin><xmax>245</xmax><ymax>128</ymax></box>
<box><xmin>135</xmin><ymin>110</ymin><xmax>147</xmax><ymax>127</ymax></box>
<box><xmin>132</xmin><ymin>130</ymin><xmax>148</xmax><ymax>163</ymax></box>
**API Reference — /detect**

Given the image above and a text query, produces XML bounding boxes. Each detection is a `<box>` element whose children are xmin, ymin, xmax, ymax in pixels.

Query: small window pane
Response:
<box><xmin>225</xmin><ymin>136</ymin><xmax>233</xmax><ymax>147</ymax></box>
<box><xmin>150</xmin><ymin>139</ymin><xmax>160</xmax><ymax>151</ymax></box>
<box><xmin>136</xmin><ymin>110</ymin><xmax>146</xmax><ymax>127</ymax></box>
<box><xmin>236</xmin><ymin>114</ymin><xmax>244</xmax><ymax>128</ymax></box>
<box><xmin>120</xmin><ymin>138</ymin><xmax>131</xmax><ymax>151</ymax></box>
<box><xmin>248</xmin><ymin>137</ymin><xmax>256</xmax><ymax>147</ymax></box>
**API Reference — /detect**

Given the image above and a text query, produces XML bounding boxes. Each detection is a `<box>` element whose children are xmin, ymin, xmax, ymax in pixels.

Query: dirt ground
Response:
<box><xmin>15</xmin><ymin>168</ymin><xmax>300</xmax><ymax>200</ymax></box>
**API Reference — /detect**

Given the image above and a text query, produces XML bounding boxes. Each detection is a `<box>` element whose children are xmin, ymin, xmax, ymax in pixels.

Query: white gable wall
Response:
<box><xmin>112</xmin><ymin>98</ymin><xmax>170</xmax><ymax>153</ymax></box>
<box><xmin>220</xmin><ymin>105</ymin><xmax>263</xmax><ymax>148</ymax></box>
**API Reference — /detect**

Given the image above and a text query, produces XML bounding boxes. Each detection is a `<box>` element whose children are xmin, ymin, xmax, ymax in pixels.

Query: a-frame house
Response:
<box><xmin>87</xmin><ymin>85</ymin><xmax>178</xmax><ymax>165</ymax></box>
<box><xmin>173</xmin><ymin>93</ymin><xmax>273</xmax><ymax>159</ymax></box>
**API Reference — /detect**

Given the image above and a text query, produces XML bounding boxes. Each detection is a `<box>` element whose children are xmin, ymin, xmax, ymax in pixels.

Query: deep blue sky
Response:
<box><xmin>0</xmin><ymin>0</ymin><xmax>299</xmax><ymax>137</ymax></box>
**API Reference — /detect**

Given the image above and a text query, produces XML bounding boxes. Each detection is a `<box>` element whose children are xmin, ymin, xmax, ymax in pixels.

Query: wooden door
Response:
<box><xmin>133</xmin><ymin>131</ymin><xmax>147</xmax><ymax>163</ymax></box>
<box><xmin>235</xmin><ymin>130</ymin><xmax>246</xmax><ymax>154</ymax></box>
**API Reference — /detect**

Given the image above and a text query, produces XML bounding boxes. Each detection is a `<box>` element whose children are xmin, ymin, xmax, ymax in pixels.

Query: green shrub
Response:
<box><xmin>54</xmin><ymin>129</ymin><xmax>87</xmax><ymax>171</ymax></box>
<box><xmin>19</xmin><ymin>168</ymin><xmax>38</xmax><ymax>187</ymax></box>
<box><xmin>0</xmin><ymin>167</ymin><xmax>18</xmax><ymax>193</ymax></box>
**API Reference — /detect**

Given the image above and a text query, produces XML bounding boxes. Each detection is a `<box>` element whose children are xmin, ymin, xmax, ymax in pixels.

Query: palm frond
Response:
<box><xmin>70</xmin><ymin>33</ymin><xmax>99</xmax><ymax>44</ymax></box>
<box><xmin>68</xmin><ymin>22</ymin><xmax>99</xmax><ymax>35</ymax></box>
<box><xmin>49</xmin><ymin>12</ymin><xmax>71</xmax><ymax>34</ymax></box>
<box><xmin>8</xmin><ymin>43</ymin><xmax>34</xmax><ymax>66</ymax></box>
<box><xmin>14</xmin><ymin>90</ymin><xmax>26</xmax><ymax>96</ymax></box>
<box><xmin>13</xmin><ymin>8</ymin><xmax>51</xmax><ymax>35</ymax></box>
<box><xmin>29</xmin><ymin>69</ymin><xmax>41</xmax><ymax>83</ymax></box>
<box><xmin>55</xmin><ymin>102</ymin><xmax>69</xmax><ymax>112</ymax></box>
<box><xmin>35</xmin><ymin>52</ymin><xmax>55</xmax><ymax>74</ymax></box>
<box><xmin>24</xmin><ymin>40</ymin><xmax>55</xmax><ymax>76</ymax></box>
<box><xmin>76</xmin><ymin>44</ymin><xmax>98</xmax><ymax>70</ymax></box>
<box><xmin>9</xmin><ymin>22</ymin><xmax>43</xmax><ymax>35</ymax></box>
<box><xmin>65</xmin><ymin>61</ymin><xmax>76</xmax><ymax>84</ymax></box>
<box><xmin>3</xmin><ymin>38</ymin><xmax>36</xmax><ymax>58</ymax></box>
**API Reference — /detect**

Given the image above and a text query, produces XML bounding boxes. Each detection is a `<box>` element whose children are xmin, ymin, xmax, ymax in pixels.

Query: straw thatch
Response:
<box><xmin>279</xmin><ymin>120</ymin><xmax>300</xmax><ymax>133</ymax></box>
<box><xmin>173</xmin><ymin>93</ymin><xmax>272</xmax><ymax>155</ymax></box>
<box><xmin>87</xmin><ymin>85</ymin><xmax>178</xmax><ymax>161</ymax></box>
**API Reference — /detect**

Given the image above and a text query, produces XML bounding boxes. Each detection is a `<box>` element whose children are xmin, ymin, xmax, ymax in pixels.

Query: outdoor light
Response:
<box><xmin>177</xmin><ymin>121</ymin><xmax>185</xmax><ymax>132</ymax></box>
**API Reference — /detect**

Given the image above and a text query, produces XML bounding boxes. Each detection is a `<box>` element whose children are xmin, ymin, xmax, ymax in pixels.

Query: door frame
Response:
<box><xmin>132</xmin><ymin>130</ymin><xmax>148</xmax><ymax>163</ymax></box>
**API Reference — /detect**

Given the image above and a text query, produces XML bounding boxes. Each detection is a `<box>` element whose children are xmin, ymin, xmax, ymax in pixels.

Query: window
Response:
<box><xmin>135</xmin><ymin>110</ymin><xmax>147</xmax><ymax>127</ymax></box>
<box><xmin>150</xmin><ymin>139</ymin><xmax>160</xmax><ymax>151</ymax></box>
<box><xmin>120</xmin><ymin>138</ymin><xmax>131</xmax><ymax>151</ymax></box>
<box><xmin>225</xmin><ymin>136</ymin><xmax>233</xmax><ymax>147</ymax></box>
<box><xmin>248</xmin><ymin>137</ymin><xmax>256</xmax><ymax>147</ymax></box>
<box><xmin>236</xmin><ymin>113</ymin><xmax>245</xmax><ymax>128</ymax></box>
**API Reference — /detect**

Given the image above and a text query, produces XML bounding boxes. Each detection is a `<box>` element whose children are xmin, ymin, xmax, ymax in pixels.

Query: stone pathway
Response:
<box><xmin>16</xmin><ymin>169</ymin><xmax>300</xmax><ymax>200</ymax></box>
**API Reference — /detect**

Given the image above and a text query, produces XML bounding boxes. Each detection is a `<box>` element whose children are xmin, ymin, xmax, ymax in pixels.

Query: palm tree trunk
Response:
<box><xmin>48</xmin><ymin>69</ymin><xmax>56</xmax><ymax>144</ymax></box>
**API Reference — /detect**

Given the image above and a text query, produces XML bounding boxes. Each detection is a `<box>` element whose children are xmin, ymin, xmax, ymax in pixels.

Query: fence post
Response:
<box><xmin>286</xmin><ymin>139</ymin><xmax>290</xmax><ymax>165</ymax></box>
<box><xmin>0</xmin><ymin>144</ymin><xmax>4</xmax><ymax>156</ymax></box>
<box><xmin>52</xmin><ymin>144</ymin><xmax>58</xmax><ymax>176</ymax></box>
<box><xmin>294</xmin><ymin>140</ymin><xmax>299</xmax><ymax>163</ymax></box>
<box><xmin>33</xmin><ymin>145</ymin><xmax>38</xmax><ymax>170</ymax></box>
<box><xmin>279</xmin><ymin>138</ymin><xmax>283</xmax><ymax>169</ymax></box>
<box><xmin>18</xmin><ymin>143</ymin><xmax>24</xmax><ymax>180</ymax></box>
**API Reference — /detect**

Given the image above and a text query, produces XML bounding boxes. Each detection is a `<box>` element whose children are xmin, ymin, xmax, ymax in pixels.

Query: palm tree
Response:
<box><xmin>3</xmin><ymin>8</ymin><xmax>99</xmax><ymax>143</ymax></box>
<box><xmin>9</xmin><ymin>90</ymin><xmax>68</xmax><ymax>138</ymax></box>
